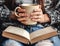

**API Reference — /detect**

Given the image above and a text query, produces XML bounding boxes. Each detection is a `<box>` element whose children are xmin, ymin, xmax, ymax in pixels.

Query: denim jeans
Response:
<box><xmin>50</xmin><ymin>36</ymin><xmax>60</xmax><ymax>46</ymax></box>
<box><xmin>2</xmin><ymin>24</ymin><xmax>60</xmax><ymax>46</ymax></box>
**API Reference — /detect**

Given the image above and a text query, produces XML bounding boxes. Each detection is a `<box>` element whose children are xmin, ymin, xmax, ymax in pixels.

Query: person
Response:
<box><xmin>0</xmin><ymin>0</ymin><xmax>60</xmax><ymax>46</ymax></box>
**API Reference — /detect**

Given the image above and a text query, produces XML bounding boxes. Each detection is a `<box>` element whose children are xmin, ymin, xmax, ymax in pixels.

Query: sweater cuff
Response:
<box><xmin>46</xmin><ymin>11</ymin><xmax>58</xmax><ymax>25</ymax></box>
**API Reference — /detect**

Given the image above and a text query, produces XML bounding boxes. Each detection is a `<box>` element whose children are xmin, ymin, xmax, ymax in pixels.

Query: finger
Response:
<box><xmin>31</xmin><ymin>18</ymin><xmax>44</xmax><ymax>22</ymax></box>
<box><xmin>31</xmin><ymin>15</ymin><xmax>41</xmax><ymax>19</ymax></box>
<box><xmin>32</xmin><ymin>18</ymin><xmax>45</xmax><ymax>23</ymax></box>
<box><xmin>31</xmin><ymin>18</ymin><xmax>40</xmax><ymax>22</ymax></box>
<box><xmin>17</xmin><ymin>8</ymin><xmax>26</xmax><ymax>13</ymax></box>
<box><xmin>21</xmin><ymin>22</ymin><xmax>29</xmax><ymax>25</ymax></box>
<box><xmin>31</xmin><ymin>12</ymin><xmax>42</xmax><ymax>16</ymax></box>
<box><xmin>17</xmin><ymin>17</ymin><xmax>27</xmax><ymax>22</ymax></box>
<box><xmin>33</xmin><ymin>8</ymin><xmax>42</xmax><ymax>12</ymax></box>
<box><xmin>18</xmin><ymin>13</ymin><xmax>28</xmax><ymax>17</ymax></box>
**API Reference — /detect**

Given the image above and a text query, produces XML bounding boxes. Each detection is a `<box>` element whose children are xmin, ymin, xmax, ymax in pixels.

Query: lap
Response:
<box><xmin>35</xmin><ymin>39</ymin><xmax>53</xmax><ymax>46</ymax></box>
<box><xmin>2</xmin><ymin>36</ymin><xmax>60</xmax><ymax>46</ymax></box>
<box><xmin>2</xmin><ymin>39</ymin><xmax>26</xmax><ymax>46</ymax></box>
<box><xmin>2</xmin><ymin>39</ymin><xmax>53</xmax><ymax>46</ymax></box>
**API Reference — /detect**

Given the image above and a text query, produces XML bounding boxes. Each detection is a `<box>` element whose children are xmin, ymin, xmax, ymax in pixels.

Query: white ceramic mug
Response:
<box><xmin>15</xmin><ymin>4</ymin><xmax>39</xmax><ymax>25</ymax></box>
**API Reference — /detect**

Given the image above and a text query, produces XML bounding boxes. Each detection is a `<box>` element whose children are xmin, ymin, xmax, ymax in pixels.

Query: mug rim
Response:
<box><xmin>20</xmin><ymin>4</ymin><xmax>38</xmax><ymax>6</ymax></box>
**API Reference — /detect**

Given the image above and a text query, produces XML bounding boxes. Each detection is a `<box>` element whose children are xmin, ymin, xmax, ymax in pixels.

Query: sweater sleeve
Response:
<box><xmin>0</xmin><ymin>5</ymin><xmax>11</xmax><ymax>21</ymax></box>
<box><xmin>44</xmin><ymin>0</ymin><xmax>60</xmax><ymax>25</ymax></box>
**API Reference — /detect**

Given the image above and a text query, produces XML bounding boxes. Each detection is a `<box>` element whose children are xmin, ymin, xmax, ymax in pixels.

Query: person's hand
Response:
<box><xmin>30</xmin><ymin>5</ymin><xmax>50</xmax><ymax>23</ymax></box>
<box><xmin>15</xmin><ymin>7</ymin><xmax>30</xmax><ymax>25</ymax></box>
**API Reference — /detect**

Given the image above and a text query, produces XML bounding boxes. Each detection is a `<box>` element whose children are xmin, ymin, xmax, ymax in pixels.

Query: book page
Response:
<box><xmin>30</xmin><ymin>26</ymin><xmax>57</xmax><ymax>40</ymax></box>
<box><xmin>2</xmin><ymin>31</ymin><xmax>29</xmax><ymax>44</ymax></box>
<box><xmin>4</xmin><ymin>26</ymin><xmax>30</xmax><ymax>40</ymax></box>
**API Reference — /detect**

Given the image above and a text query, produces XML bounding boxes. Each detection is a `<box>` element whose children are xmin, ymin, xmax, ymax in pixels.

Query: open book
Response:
<box><xmin>2</xmin><ymin>26</ymin><xmax>57</xmax><ymax>44</ymax></box>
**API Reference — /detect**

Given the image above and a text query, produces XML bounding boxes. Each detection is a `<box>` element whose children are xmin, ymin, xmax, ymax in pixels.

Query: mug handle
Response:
<box><xmin>15</xmin><ymin>7</ymin><xmax>21</xmax><ymax>17</ymax></box>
